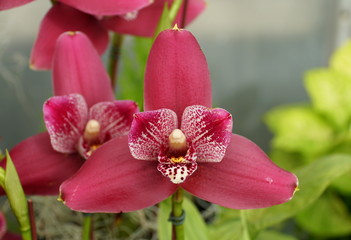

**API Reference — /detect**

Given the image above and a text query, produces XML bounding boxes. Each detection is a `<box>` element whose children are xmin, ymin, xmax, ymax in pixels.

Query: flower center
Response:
<box><xmin>78</xmin><ymin>119</ymin><xmax>102</xmax><ymax>159</ymax></box>
<box><xmin>157</xmin><ymin>129</ymin><xmax>197</xmax><ymax>184</ymax></box>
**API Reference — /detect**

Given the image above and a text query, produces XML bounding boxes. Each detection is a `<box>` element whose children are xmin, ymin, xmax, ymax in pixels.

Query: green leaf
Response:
<box><xmin>158</xmin><ymin>197</ymin><xmax>209</xmax><ymax>240</ymax></box>
<box><xmin>304</xmin><ymin>69</ymin><xmax>351</xmax><ymax>129</ymax></box>
<box><xmin>117</xmin><ymin>36</ymin><xmax>152</xmax><ymax>110</ymax></box>
<box><xmin>153</xmin><ymin>0</ymin><xmax>183</xmax><ymax>40</ymax></box>
<box><xmin>331</xmin><ymin>171</ymin><xmax>351</xmax><ymax>195</ymax></box>
<box><xmin>264</xmin><ymin>105</ymin><xmax>335</xmax><ymax>156</ymax></box>
<box><xmin>331</xmin><ymin>40</ymin><xmax>351</xmax><ymax>77</ymax></box>
<box><xmin>256</xmin><ymin>230</ymin><xmax>298</xmax><ymax>240</ymax></box>
<box><xmin>296</xmin><ymin>192</ymin><xmax>351</xmax><ymax>237</ymax></box>
<box><xmin>1</xmin><ymin>151</ymin><xmax>31</xmax><ymax>240</ymax></box>
<box><xmin>243</xmin><ymin>154</ymin><xmax>351</xmax><ymax>234</ymax></box>
<box><xmin>153</xmin><ymin>2</ymin><xmax>172</xmax><ymax>40</ymax></box>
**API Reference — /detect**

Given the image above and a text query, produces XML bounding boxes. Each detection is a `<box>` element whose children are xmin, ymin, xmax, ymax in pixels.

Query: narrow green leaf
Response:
<box><xmin>158</xmin><ymin>197</ymin><xmax>209</xmax><ymax>240</ymax></box>
<box><xmin>153</xmin><ymin>2</ymin><xmax>172</xmax><ymax>41</ymax></box>
<box><xmin>264</xmin><ymin>105</ymin><xmax>335</xmax><ymax>156</ymax></box>
<box><xmin>296</xmin><ymin>192</ymin><xmax>351</xmax><ymax>237</ymax></box>
<box><xmin>169</xmin><ymin>0</ymin><xmax>183</xmax><ymax>23</ymax></box>
<box><xmin>244</xmin><ymin>154</ymin><xmax>351</xmax><ymax>233</ymax></box>
<box><xmin>117</xmin><ymin>36</ymin><xmax>152</xmax><ymax>111</ymax></box>
<box><xmin>3</xmin><ymin>151</ymin><xmax>31</xmax><ymax>240</ymax></box>
<box><xmin>304</xmin><ymin>69</ymin><xmax>351</xmax><ymax>129</ymax></box>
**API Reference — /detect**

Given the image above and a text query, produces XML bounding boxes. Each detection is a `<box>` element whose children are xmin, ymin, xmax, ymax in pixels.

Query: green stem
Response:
<box><xmin>240</xmin><ymin>210</ymin><xmax>251</xmax><ymax>240</ymax></box>
<box><xmin>82</xmin><ymin>214</ymin><xmax>93</xmax><ymax>240</ymax></box>
<box><xmin>171</xmin><ymin>188</ymin><xmax>184</xmax><ymax>240</ymax></box>
<box><xmin>107</xmin><ymin>33</ymin><xmax>124</xmax><ymax>90</ymax></box>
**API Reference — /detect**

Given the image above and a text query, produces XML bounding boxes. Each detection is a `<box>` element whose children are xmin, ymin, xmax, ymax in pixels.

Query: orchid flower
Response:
<box><xmin>60</xmin><ymin>27</ymin><xmax>298</xmax><ymax>212</ymax></box>
<box><xmin>102</xmin><ymin>0</ymin><xmax>206</xmax><ymax>37</ymax></box>
<box><xmin>2</xmin><ymin>1</ymin><xmax>153</xmax><ymax>70</ymax></box>
<box><xmin>0</xmin><ymin>0</ymin><xmax>151</xmax><ymax>16</ymax></box>
<box><xmin>1</xmin><ymin>32</ymin><xmax>138</xmax><ymax>195</ymax></box>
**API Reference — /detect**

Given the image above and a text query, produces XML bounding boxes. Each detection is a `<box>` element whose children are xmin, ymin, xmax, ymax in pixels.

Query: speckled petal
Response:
<box><xmin>181</xmin><ymin>134</ymin><xmax>298</xmax><ymax>209</ymax></box>
<box><xmin>144</xmin><ymin>29</ymin><xmax>212</xmax><ymax>119</ymax></box>
<box><xmin>58</xmin><ymin>0</ymin><xmax>152</xmax><ymax>16</ymax></box>
<box><xmin>60</xmin><ymin>136</ymin><xmax>177</xmax><ymax>212</ymax></box>
<box><xmin>43</xmin><ymin>94</ymin><xmax>88</xmax><ymax>153</ymax></box>
<box><xmin>89</xmin><ymin>100</ymin><xmax>139</xmax><ymax>142</ymax></box>
<box><xmin>181</xmin><ymin>105</ymin><xmax>232</xmax><ymax>162</ymax></box>
<box><xmin>128</xmin><ymin>109</ymin><xmax>177</xmax><ymax>160</ymax></box>
<box><xmin>30</xmin><ymin>3</ymin><xmax>108</xmax><ymax>70</ymax></box>
<box><xmin>0</xmin><ymin>132</ymin><xmax>84</xmax><ymax>196</ymax></box>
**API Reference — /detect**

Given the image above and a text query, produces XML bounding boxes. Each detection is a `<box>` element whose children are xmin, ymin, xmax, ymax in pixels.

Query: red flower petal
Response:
<box><xmin>60</xmin><ymin>136</ymin><xmax>177</xmax><ymax>213</ymax></box>
<box><xmin>181</xmin><ymin>105</ymin><xmax>232</xmax><ymax>162</ymax></box>
<box><xmin>30</xmin><ymin>3</ymin><xmax>108</xmax><ymax>70</ymax></box>
<box><xmin>57</xmin><ymin>0</ymin><xmax>152</xmax><ymax>16</ymax></box>
<box><xmin>181</xmin><ymin>134</ymin><xmax>298</xmax><ymax>209</ymax></box>
<box><xmin>0</xmin><ymin>0</ymin><xmax>33</xmax><ymax>10</ymax></box>
<box><xmin>43</xmin><ymin>94</ymin><xmax>88</xmax><ymax>154</ymax></box>
<box><xmin>0</xmin><ymin>133</ymin><xmax>84</xmax><ymax>195</ymax></box>
<box><xmin>89</xmin><ymin>100</ymin><xmax>139</xmax><ymax>142</ymax></box>
<box><xmin>144</xmin><ymin>28</ymin><xmax>212</xmax><ymax>119</ymax></box>
<box><xmin>52</xmin><ymin>31</ymin><xmax>114</xmax><ymax>107</ymax></box>
<box><xmin>128</xmin><ymin>109</ymin><xmax>177</xmax><ymax>160</ymax></box>
<box><xmin>102</xmin><ymin>0</ymin><xmax>206</xmax><ymax>37</ymax></box>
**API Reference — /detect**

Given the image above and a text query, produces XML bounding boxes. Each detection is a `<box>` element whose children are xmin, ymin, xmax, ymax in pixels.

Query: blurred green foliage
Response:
<box><xmin>262</xmin><ymin>40</ymin><xmax>351</xmax><ymax>239</ymax></box>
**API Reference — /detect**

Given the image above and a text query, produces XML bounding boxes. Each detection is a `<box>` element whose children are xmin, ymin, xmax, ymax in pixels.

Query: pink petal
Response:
<box><xmin>102</xmin><ymin>0</ymin><xmax>206</xmax><ymax>37</ymax></box>
<box><xmin>181</xmin><ymin>134</ymin><xmax>298</xmax><ymax>209</ymax></box>
<box><xmin>60</xmin><ymin>136</ymin><xmax>177</xmax><ymax>212</ymax></box>
<box><xmin>57</xmin><ymin>0</ymin><xmax>152</xmax><ymax>16</ymax></box>
<box><xmin>181</xmin><ymin>105</ymin><xmax>232</xmax><ymax>162</ymax></box>
<box><xmin>53</xmin><ymin>31</ymin><xmax>114</xmax><ymax>107</ymax></box>
<box><xmin>0</xmin><ymin>133</ymin><xmax>84</xmax><ymax>195</ymax></box>
<box><xmin>128</xmin><ymin>109</ymin><xmax>177</xmax><ymax>160</ymax></box>
<box><xmin>43</xmin><ymin>94</ymin><xmax>88</xmax><ymax>154</ymax></box>
<box><xmin>0</xmin><ymin>0</ymin><xmax>33</xmax><ymax>10</ymax></box>
<box><xmin>30</xmin><ymin>3</ymin><xmax>109</xmax><ymax>70</ymax></box>
<box><xmin>89</xmin><ymin>100</ymin><xmax>139</xmax><ymax>142</ymax></box>
<box><xmin>144</xmin><ymin>28</ymin><xmax>212</xmax><ymax>119</ymax></box>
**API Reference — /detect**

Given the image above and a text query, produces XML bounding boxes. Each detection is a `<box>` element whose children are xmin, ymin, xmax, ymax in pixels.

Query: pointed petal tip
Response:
<box><xmin>182</xmin><ymin>134</ymin><xmax>298</xmax><ymax>209</ymax></box>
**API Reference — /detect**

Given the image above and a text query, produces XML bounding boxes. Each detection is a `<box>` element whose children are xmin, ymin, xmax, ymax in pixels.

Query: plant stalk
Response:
<box><xmin>107</xmin><ymin>33</ymin><xmax>124</xmax><ymax>90</ymax></box>
<box><xmin>171</xmin><ymin>188</ymin><xmax>184</xmax><ymax>240</ymax></box>
<box><xmin>82</xmin><ymin>214</ymin><xmax>93</xmax><ymax>240</ymax></box>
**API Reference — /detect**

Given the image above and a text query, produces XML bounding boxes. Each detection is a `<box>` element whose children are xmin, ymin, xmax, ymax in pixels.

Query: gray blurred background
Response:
<box><xmin>0</xmin><ymin>0</ymin><xmax>349</xmax><ymax>151</ymax></box>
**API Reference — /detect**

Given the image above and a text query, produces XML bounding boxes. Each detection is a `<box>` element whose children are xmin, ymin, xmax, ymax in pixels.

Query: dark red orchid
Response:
<box><xmin>2</xmin><ymin>1</ymin><xmax>153</xmax><ymax>70</ymax></box>
<box><xmin>102</xmin><ymin>0</ymin><xmax>206</xmax><ymax>37</ymax></box>
<box><xmin>1</xmin><ymin>32</ymin><xmax>137</xmax><ymax>195</ymax></box>
<box><xmin>60</xmin><ymin>28</ymin><xmax>298</xmax><ymax>212</ymax></box>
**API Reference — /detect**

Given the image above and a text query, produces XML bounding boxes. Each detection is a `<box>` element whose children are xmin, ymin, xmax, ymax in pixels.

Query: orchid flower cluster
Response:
<box><xmin>1</xmin><ymin>0</ymin><xmax>298</xmax><ymax>239</ymax></box>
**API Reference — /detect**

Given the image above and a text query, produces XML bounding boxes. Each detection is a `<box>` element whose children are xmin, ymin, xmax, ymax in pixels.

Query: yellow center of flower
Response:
<box><xmin>170</xmin><ymin>156</ymin><xmax>185</xmax><ymax>163</ymax></box>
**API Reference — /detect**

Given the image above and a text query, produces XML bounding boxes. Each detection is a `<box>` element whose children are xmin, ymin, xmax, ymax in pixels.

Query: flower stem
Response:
<box><xmin>27</xmin><ymin>199</ymin><xmax>37</xmax><ymax>240</ymax></box>
<box><xmin>181</xmin><ymin>0</ymin><xmax>189</xmax><ymax>28</ymax></box>
<box><xmin>171</xmin><ymin>188</ymin><xmax>185</xmax><ymax>240</ymax></box>
<box><xmin>107</xmin><ymin>33</ymin><xmax>124</xmax><ymax>90</ymax></box>
<box><xmin>82</xmin><ymin>214</ymin><xmax>94</xmax><ymax>240</ymax></box>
